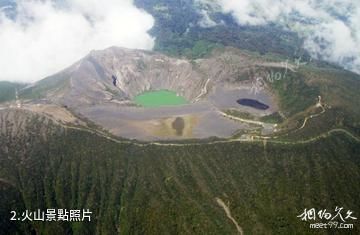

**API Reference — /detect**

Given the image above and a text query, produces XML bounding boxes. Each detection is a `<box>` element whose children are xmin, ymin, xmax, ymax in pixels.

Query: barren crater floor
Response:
<box><xmin>21</xmin><ymin>47</ymin><xmax>279</xmax><ymax>140</ymax></box>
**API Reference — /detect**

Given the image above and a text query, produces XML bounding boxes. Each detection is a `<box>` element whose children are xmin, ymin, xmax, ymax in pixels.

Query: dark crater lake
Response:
<box><xmin>237</xmin><ymin>98</ymin><xmax>269</xmax><ymax>110</ymax></box>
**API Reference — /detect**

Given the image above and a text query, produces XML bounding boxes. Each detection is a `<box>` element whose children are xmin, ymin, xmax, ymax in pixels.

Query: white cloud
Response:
<box><xmin>0</xmin><ymin>0</ymin><xmax>154</xmax><ymax>82</ymax></box>
<box><xmin>199</xmin><ymin>0</ymin><xmax>360</xmax><ymax>74</ymax></box>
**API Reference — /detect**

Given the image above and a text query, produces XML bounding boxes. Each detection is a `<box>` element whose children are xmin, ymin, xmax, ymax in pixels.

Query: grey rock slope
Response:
<box><xmin>18</xmin><ymin>47</ymin><xmax>283</xmax><ymax>140</ymax></box>
<box><xmin>23</xmin><ymin>46</ymin><xmax>263</xmax><ymax>108</ymax></box>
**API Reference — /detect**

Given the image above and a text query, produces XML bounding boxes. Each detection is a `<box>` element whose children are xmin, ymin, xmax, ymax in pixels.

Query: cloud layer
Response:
<box><xmin>0</xmin><ymin>0</ymin><xmax>154</xmax><ymax>82</ymax></box>
<box><xmin>199</xmin><ymin>0</ymin><xmax>360</xmax><ymax>74</ymax></box>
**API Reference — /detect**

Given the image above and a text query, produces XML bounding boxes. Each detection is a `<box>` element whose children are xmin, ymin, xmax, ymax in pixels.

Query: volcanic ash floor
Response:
<box><xmin>78</xmin><ymin>85</ymin><xmax>278</xmax><ymax>141</ymax></box>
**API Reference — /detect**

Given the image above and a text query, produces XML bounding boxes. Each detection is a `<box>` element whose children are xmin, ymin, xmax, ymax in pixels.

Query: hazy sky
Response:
<box><xmin>0</xmin><ymin>0</ymin><xmax>154</xmax><ymax>82</ymax></box>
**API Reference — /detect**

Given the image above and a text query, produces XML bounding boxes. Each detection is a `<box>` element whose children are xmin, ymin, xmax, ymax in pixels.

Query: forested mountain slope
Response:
<box><xmin>0</xmin><ymin>110</ymin><xmax>359</xmax><ymax>234</ymax></box>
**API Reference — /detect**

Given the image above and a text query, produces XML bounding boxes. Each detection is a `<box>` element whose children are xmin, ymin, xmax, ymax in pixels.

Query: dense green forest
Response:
<box><xmin>134</xmin><ymin>0</ymin><xmax>310</xmax><ymax>60</ymax></box>
<box><xmin>0</xmin><ymin>112</ymin><xmax>359</xmax><ymax>234</ymax></box>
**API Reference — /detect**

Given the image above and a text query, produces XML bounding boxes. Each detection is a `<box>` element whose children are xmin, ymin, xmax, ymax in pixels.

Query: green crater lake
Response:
<box><xmin>134</xmin><ymin>90</ymin><xmax>188</xmax><ymax>108</ymax></box>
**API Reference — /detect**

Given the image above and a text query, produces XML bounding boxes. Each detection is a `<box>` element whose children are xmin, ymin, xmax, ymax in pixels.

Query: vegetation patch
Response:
<box><xmin>270</xmin><ymin>69</ymin><xmax>319</xmax><ymax>116</ymax></box>
<box><xmin>0</xmin><ymin>82</ymin><xmax>26</xmax><ymax>103</ymax></box>
<box><xmin>260</xmin><ymin>112</ymin><xmax>284</xmax><ymax>124</ymax></box>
